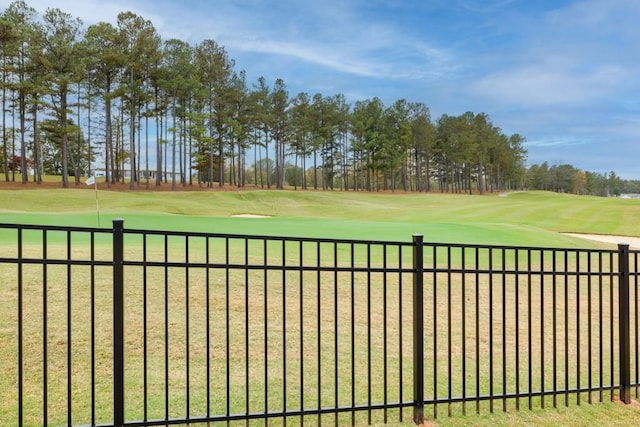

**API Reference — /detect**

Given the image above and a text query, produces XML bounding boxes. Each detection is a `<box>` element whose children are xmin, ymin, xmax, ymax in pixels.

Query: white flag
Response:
<box><xmin>86</xmin><ymin>175</ymin><xmax>95</xmax><ymax>186</ymax></box>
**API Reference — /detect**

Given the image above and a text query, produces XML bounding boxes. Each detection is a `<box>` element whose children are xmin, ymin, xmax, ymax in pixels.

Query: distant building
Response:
<box><xmin>91</xmin><ymin>168</ymin><xmax>182</xmax><ymax>181</ymax></box>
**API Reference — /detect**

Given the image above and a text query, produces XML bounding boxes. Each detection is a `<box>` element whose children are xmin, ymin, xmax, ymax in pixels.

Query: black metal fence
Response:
<box><xmin>0</xmin><ymin>220</ymin><xmax>638</xmax><ymax>426</ymax></box>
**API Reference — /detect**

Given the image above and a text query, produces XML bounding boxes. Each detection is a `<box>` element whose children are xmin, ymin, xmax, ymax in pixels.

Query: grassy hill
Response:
<box><xmin>1</xmin><ymin>187</ymin><xmax>640</xmax><ymax>247</ymax></box>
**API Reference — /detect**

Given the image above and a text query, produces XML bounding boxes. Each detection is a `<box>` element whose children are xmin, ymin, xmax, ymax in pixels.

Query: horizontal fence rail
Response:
<box><xmin>0</xmin><ymin>220</ymin><xmax>638</xmax><ymax>426</ymax></box>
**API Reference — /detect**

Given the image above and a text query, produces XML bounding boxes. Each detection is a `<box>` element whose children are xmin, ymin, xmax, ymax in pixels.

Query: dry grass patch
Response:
<box><xmin>1</xmin><ymin>237</ymin><xmax>639</xmax><ymax>426</ymax></box>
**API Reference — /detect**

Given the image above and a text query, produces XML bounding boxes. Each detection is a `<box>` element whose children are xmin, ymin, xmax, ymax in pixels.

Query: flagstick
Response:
<box><xmin>94</xmin><ymin>177</ymin><xmax>100</xmax><ymax>227</ymax></box>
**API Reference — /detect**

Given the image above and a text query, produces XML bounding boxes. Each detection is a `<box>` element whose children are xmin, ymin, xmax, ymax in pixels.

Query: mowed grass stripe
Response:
<box><xmin>3</xmin><ymin>189</ymin><xmax>640</xmax><ymax>246</ymax></box>
<box><xmin>1</xmin><ymin>188</ymin><xmax>639</xmax><ymax>228</ymax></box>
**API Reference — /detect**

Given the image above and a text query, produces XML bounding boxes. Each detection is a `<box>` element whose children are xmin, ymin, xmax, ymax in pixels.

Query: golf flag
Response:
<box><xmin>86</xmin><ymin>174</ymin><xmax>100</xmax><ymax>226</ymax></box>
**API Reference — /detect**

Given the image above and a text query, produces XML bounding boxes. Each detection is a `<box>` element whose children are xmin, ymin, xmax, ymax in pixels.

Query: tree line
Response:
<box><xmin>0</xmin><ymin>1</ymin><xmax>535</xmax><ymax>193</ymax></box>
<box><xmin>3</xmin><ymin>2</ymin><xmax>635</xmax><ymax>197</ymax></box>
<box><xmin>526</xmin><ymin>163</ymin><xmax>640</xmax><ymax>197</ymax></box>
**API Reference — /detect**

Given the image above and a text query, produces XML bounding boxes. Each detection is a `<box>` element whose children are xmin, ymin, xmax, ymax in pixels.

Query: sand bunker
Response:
<box><xmin>231</xmin><ymin>213</ymin><xmax>270</xmax><ymax>218</ymax></box>
<box><xmin>563</xmin><ymin>233</ymin><xmax>640</xmax><ymax>249</ymax></box>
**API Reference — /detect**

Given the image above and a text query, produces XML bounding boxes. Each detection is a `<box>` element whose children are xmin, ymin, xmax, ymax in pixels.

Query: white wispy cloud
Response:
<box><xmin>173</xmin><ymin>1</ymin><xmax>456</xmax><ymax>82</ymax></box>
<box><xmin>468</xmin><ymin>0</ymin><xmax>640</xmax><ymax>107</ymax></box>
<box><xmin>471</xmin><ymin>62</ymin><xmax>631</xmax><ymax>107</ymax></box>
<box><xmin>526</xmin><ymin>137</ymin><xmax>593</xmax><ymax>148</ymax></box>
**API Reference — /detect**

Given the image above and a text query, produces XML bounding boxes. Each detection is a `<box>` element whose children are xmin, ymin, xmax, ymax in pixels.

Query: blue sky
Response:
<box><xmin>4</xmin><ymin>0</ymin><xmax>640</xmax><ymax>178</ymax></box>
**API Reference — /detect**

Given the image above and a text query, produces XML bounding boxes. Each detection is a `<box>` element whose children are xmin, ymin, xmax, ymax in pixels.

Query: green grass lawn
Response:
<box><xmin>2</xmin><ymin>188</ymin><xmax>640</xmax><ymax>245</ymax></box>
<box><xmin>2</xmin><ymin>188</ymin><xmax>640</xmax><ymax>426</ymax></box>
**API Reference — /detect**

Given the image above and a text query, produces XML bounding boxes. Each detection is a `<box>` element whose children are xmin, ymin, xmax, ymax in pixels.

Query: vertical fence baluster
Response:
<box><xmin>383</xmin><ymin>244</ymin><xmax>388</xmax><ymax>424</ymax></box>
<box><xmin>618</xmin><ymin>244</ymin><xmax>631</xmax><ymax>404</ymax></box>
<box><xmin>635</xmin><ymin>251</ymin><xmax>639</xmax><ymax>399</ymax></box>
<box><xmin>206</xmin><ymin>237</ymin><xmax>211</xmax><ymax>421</ymax></box>
<box><xmin>113</xmin><ymin>219</ymin><xmax>125</xmax><ymax>427</ymax></box>
<box><xmin>143</xmin><ymin>234</ymin><xmax>148</xmax><ymax>422</ymax></box>
<box><xmin>334</xmin><ymin>242</ymin><xmax>339</xmax><ymax>427</ymax></box>
<box><xmin>610</xmin><ymin>252</ymin><xmax>615</xmax><ymax>401</ymax></box>
<box><xmin>264</xmin><ymin>239</ymin><xmax>268</xmax><ymax>424</ymax></box>
<box><xmin>185</xmin><ymin>236</ymin><xmax>190</xmax><ymax>420</ymax></box>
<box><xmin>300</xmin><ymin>240</ymin><xmax>305</xmax><ymax>427</ymax></box>
<box><xmin>489</xmin><ymin>247</ymin><xmax>494</xmax><ymax>413</ymax></box>
<box><xmin>398</xmin><ymin>245</ymin><xmax>404</xmax><ymax>423</ymax></box>
<box><xmin>17</xmin><ymin>228</ymin><xmax>23</xmax><ymax>427</ymax></box>
<box><xmin>283</xmin><ymin>240</ymin><xmax>288</xmax><ymax>425</ymax></box>
<box><xmin>318</xmin><ymin>241</ymin><xmax>323</xmax><ymax>426</ymax></box>
<box><xmin>514</xmin><ymin>249</ymin><xmax>520</xmax><ymax>412</ymax></box>
<box><xmin>67</xmin><ymin>230</ymin><xmax>73</xmax><ymax>426</ymax></box>
<box><xmin>599</xmin><ymin>252</ymin><xmax>604</xmax><ymax>402</ymax></box>
<box><xmin>90</xmin><ymin>230</ymin><xmax>96</xmax><ymax>426</ymax></box>
<box><xmin>244</xmin><ymin>238</ymin><xmax>250</xmax><ymax>424</ymax></box>
<box><xmin>461</xmin><ymin>247</ymin><xmax>467</xmax><ymax>416</ymax></box>
<box><xmin>43</xmin><ymin>229</ymin><xmax>48</xmax><ymax>426</ymax></box>
<box><xmin>475</xmin><ymin>247</ymin><xmax>480</xmax><ymax>415</ymax></box>
<box><xmin>539</xmin><ymin>250</ymin><xmax>545</xmax><ymax>409</ymax></box>
<box><xmin>164</xmin><ymin>234</ymin><xmax>169</xmax><ymax>420</ymax></box>
<box><xmin>432</xmin><ymin>245</ymin><xmax>438</xmax><ymax>419</ymax></box>
<box><xmin>447</xmin><ymin>246</ymin><xmax>452</xmax><ymax>417</ymax></box>
<box><xmin>350</xmin><ymin>242</ymin><xmax>355</xmax><ymax>427</ymax></box>
<box><xmin>552</xmin><ymin>251</ymin><xmax>557</xmax><ymax>408</ymax></box>
<box><xmin>501</xmin><ymin>248</ymin><xmax>507</xmax><ymax>413</ymax></box>
<box><xmin>366</xmin><ymin>243</ymin><xmax>372</xmax><ymax>426</ymax></box>
<box><xmin>412</xmin><ymin>234</ymin><xmax>424</xmax><ymax>425</ymax></box>
<box><xmin>576</xmin><ymin>252</ymin><xmax>581</xmax><ymax>406</ymax></box>
<box><xmin>225</xmin><ymin>237</ymin><xmax>231</xmax><ymax>420</ymax></box>
<box><xmin>526</xmin><ymin>250</ymin><xmax>532</xmax><ymax>411</ymax></box>
<box><xmin>587</xmin><ymin>252</ymin><xmax>593</xmax><ymax>403</ymax></box>
<box><xmin>564</xmin><ymin>250</ymin><xmax>569</xmax><ymax>407</ymax></box>
<box><xmin>164</xmin><ymin>234</ymin><xmax>169</xmax><ymax>421</ymax></box>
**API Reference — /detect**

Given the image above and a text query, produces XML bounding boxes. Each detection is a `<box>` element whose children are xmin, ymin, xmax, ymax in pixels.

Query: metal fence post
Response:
<box><xmin>618</xmin><ymin>243</ymin><xmax>631</xmax><ymax>404</ymax></box>
<box><xmin>113</xmin><ymin>219</ymin><xmax>125</xmax><ymax>426</ymax></box>
<box><xmin>413</xmin><ymin>234</ymin><xmax>424</xmax><ymax>424</ymax></box>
